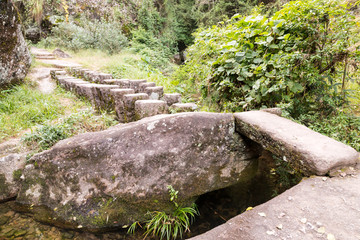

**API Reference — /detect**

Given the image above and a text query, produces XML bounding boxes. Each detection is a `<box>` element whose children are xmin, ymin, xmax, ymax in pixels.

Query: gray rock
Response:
<box><xmin>113</xmin><ymin>79</ymin><xmax>130</xmax><ymax>88</ymax></box>
<box><xmin>190</xmin><ymin>171</ymin><xmax>360</xmax><ymax>240</ymax></box>
<box><xmin>0</xmin><ymin>153</ymin><xmax>26</xmax><ymax>201</ymax></box>
<box><xmin>91</xmin><ymin>84</ymin><xmax>120</xmax><ymax>111</ymax></box>
<box><xmin>52</xmin><ymin>48</ymin><xmax>71</xmax><ymax>58</ymax></box>
<box><xmin>0</xmin><ymin>0</ymin><xmax>31</xmax><ymax>87</ymax></box>
<box><xmin>123</xmin><ymin>93</ymin><xmax>149</xmax><ymax>122</ymax></box>
<box><xmin>134</xmin><ymin>100</ymin><xmax>168</xmax><ymax>120</ymax></box>
<box><xmin>163</xmin><ymin>93</ymin><xmax>182</xmax><ymax>106</ymax></box>
<box><xmin>139</xmin><ymin>82</ymin><xmax>156</xmax><ymax>92</ymax></box>
<box><xmin>129</xmin><ymin>79</ymin><xmax>147</xmax><ymax>92</ymax></box>
<box><xmin>110</xmin><ymin>88</ymin><xmax>135</xmax><ymax>122</ymax></box>
<box><xmin>16</xmin><ymin>112</ymin><xmax>258</xmax><ymax>231</ymax></box>
<box><xmin>0</xmin><ymin>139</ymin><xmax>27</xmax><ymax>201</ymax></box>
<box><xmin>234</xmin><ymin>111</ymin><xmax>359</xmax><ymax>175</ymax></box>
<box><xmin>170</xmin><ymin>103</ymin><xmax>198</xmax><ymax>113</ymax></box>
<box><xmin>145</xmin><ymin>86</ymin><xmax>164</xmax><ymax>100</ymax></box>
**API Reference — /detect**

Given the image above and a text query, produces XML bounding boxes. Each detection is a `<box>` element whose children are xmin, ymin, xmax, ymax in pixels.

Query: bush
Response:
<box><xmin>174</xmin><ymin>0</ymin><xmax>359</xmax><ymax>115</ymax></box>
<box><xmin>43</xmin><ymin>17</ymin><xmax>128</xmax><ymax>54</ymax></box>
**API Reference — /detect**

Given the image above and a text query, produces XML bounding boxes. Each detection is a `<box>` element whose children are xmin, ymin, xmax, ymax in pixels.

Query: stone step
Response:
<box><xmin>163</xmin><ymin>93</ymin><xmax>182</xmax><ymax>106</ymax></box>
<box><xmin>92</xmin><ymin>73</ymin><xmax>113</xmax><ymax>83</ymax></box>
<box><xmin>74</xmin><ymin>83</ymin><xmax>99</xmax><ymax>100</ymax></box>
<box><xmin>122</xmin><ymin>93</ymin><xmax>149</xmax><ymax>122</ymax></box>
<box><xmin>169</xmin><ymin>103</ymin><xmax>198</xmax><ymax>113</ymax></box>
<box><xmin>129</xmin><ymin>79</ymin><xmax>147</xmax><ymax>92</ymax></box>
<box><xmin>234</xmin><ymin>111</ymin><xmax>359</xmax><ymax>175</ymax></box>
<box><xmin>62</xmin><ymin>78</ymin><xmax>88</xmax><ymax>92</ymax></box>
<box><xmin>145</xmin><ymin>86</ymin><xmax>164</xmax><ymax>100</ymax></box>
<box><xmin>110</xmin><ymin>89</ymin><xmax>135</xmax><ymax>122</ymax></box>
<box><xmin>139</xmin><ymin>82</ymin><xmax>156</xmax><ymax>92</ymax></box>
<box><xmin>134</xmin><ymin>100</ymin><xmax>168</xmax><ymax>120</ymax></box>
<box><xmin>91</xmin><ymin>85</ymin><xmax>120</xmax><ymax>111</ymax></box>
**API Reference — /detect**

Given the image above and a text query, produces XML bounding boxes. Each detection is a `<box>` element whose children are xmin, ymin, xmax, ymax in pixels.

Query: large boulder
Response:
<box><xmin>0</xmin><ymin>139</ymin><xmax>28</xmax><ymax>201</ymax></box>
<box><xmin>0</xmin><ymin>0</ymin><xmax>31</xmax><ymax>88</ymax></box>
<box><xmin>16</xmin><ymin>112</ymin><xmax>259</xmax><ymax>231</ymax></box>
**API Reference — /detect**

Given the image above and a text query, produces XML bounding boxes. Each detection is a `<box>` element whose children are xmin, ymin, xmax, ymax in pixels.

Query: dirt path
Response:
<box><xmin>28</xmin><ymin>67</ymin><xmax>57</xmax><ymax>94</ymax></box>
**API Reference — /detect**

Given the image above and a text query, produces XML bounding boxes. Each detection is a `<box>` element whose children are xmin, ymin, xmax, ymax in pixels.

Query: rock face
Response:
<box><xmin>190</xmin><ymin>169</ymin><xmax>360</xmax><ymax>240</ymax></box>
<box><xmin>0</xmin><ymin>139</ymin><xmax>27</xmax><ymax>201</ymax></box>
<box><xmin>234</xmin><ymin>111</ymin><xmax>359</xmax><ymax>175</ymax></box>
<box><xmin>0</xmin><ymin>0</ymin><xmax>31</xmax><ymax>88</ymax></box>
<box><xmin>16</xmin><ymin>112</ymin><xmax>259</xmax><ymax>231</ymax></box>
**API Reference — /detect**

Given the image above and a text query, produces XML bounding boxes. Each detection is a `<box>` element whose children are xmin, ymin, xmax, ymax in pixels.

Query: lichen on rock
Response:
<box><xmin>0</xmin><ymin>0</ymin><xmax>31</xmax><ymax>88</ymax></box>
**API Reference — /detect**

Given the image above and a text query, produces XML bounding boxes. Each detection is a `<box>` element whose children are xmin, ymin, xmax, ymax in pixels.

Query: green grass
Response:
<box><xmin>0</xmin><ymin>78</ymin><xmax>117</xmax><ymax>143</ymax></box>
<box><xmin>23</xmin><ymin>109</ymin><xmax>117</xmax><ymax>150</ymax></box>
<box><xmin>55</xmin><ymin>48</ymin><xmax>181</xmax><ymax>94</ymax></box>
<box><xmin>0</xmin><ymin>81</ymin><xmax>64</xmax><ymax>141</ymax></box>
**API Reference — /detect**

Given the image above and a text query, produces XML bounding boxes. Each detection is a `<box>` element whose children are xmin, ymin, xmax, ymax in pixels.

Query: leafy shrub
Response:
<box><xmin>175</xmin><ymin>0</ymin><xmax>359</xmax><ymax>115</ymax></box>
<box><xmin>43</xmin><ymin>17</ymin><xmax>128</xmax><ymax>54</ymax></box>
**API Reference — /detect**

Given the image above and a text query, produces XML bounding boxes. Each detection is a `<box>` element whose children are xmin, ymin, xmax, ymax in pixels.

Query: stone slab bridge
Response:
<box><xmin>3</xmin><ymin>48</ymin><xmax>357</xmax><ymax>238</ymax></box>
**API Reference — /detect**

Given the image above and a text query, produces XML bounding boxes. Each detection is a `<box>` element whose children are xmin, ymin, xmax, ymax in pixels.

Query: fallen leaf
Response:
<box><xmin>246</xmin><ymin>207</ymin><xmax>253</xmax><ymax>211</ymax></box>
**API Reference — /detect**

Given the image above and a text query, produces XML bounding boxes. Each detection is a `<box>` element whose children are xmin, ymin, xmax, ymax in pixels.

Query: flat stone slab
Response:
<box><xmin>170</xmin><ymin>103</ymin><xmax>198</xmax><ymax>113</ymax></box>
<box><xmin>145</xmin><ymin>86</ymin><xmax>164</xmax><ymax>100</ymax></box>
<box><xmin>135</xmin><ymin>100</ymin><xmax>168</xmax><ymax>120</ymax></box>
<box><xmin>190</xmin><ymin>170</ymin><xmax>360</xmax><ymax>240</ymax></box>
<box><xmin>163</xmin><ymin>93</ymin><xmax>182</xmax><ymax>106</ymax></box>
<box><xmin>234</xmin><ymin>111</ymin><xmax>359</xmax><ymax>175</ymax></box>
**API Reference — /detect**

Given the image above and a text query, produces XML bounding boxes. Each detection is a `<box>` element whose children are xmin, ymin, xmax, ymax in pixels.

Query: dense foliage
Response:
<box><xmin>176</xmin><ymin>0</ymin><xmax>359</xmax><ymax>116</ymax></box>
<box><xmin>42</xmin><ymin>17</ymin><xmax>128</xmax><ymax>54</ymax></box>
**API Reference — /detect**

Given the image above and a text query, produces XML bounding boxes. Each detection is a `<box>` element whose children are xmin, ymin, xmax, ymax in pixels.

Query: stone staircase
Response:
<box><xmin>50</xmin><ymin>67</ymin><xmax>198</xmax><ymax>123</ymax></box>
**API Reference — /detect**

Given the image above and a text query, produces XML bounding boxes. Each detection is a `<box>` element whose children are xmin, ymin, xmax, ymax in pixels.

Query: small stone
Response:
<box><xmin>317</xmin><ymin>226</ymin><xmax>326</xmax><ymax>234</ymax></box>
<box><xmin>258</xmin><ymin>212</ymin><xmax>266</xmax><ymax>217</ymax></box>
<box><xmin>266</xmin><ymin>230</ymin><xmax>275</xmax><ymax>235</ymax></box>
<box><xmin>340</xmin><ymin>172</ymin><xmax>346</xmax><ymax>177</ymax></box>
<box><xmin>276</xmin><ymin>224</ymin><xmax>283</xmax><ymax>230</ymax></box>
<box><xmin>322</xmin><ymin>177</ymin><xmax>327</xmax><ymax>181</ymax></box>
<box><xmin>77</xmin><ymin>225</ymin><xmax>83</xmax><ymax>228</ymax></box>
<box><xmin>300</xmin><ymin>218</ymin><xmax>307</xmax><ymax>224</ymax></box>
<box><xmin>278</xmin><ymin>212</ymin><xmax>286</xmax><ymax>218</ymax></box>
<box><xmin>288</xmin><ymin>196</ymin><xmax>293</xmax><ymax>201</ymax></box>
<box><xmin>327</xmin><ymin>234</ymin><xmax>336</xmax><ymax>240</ymax></box>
